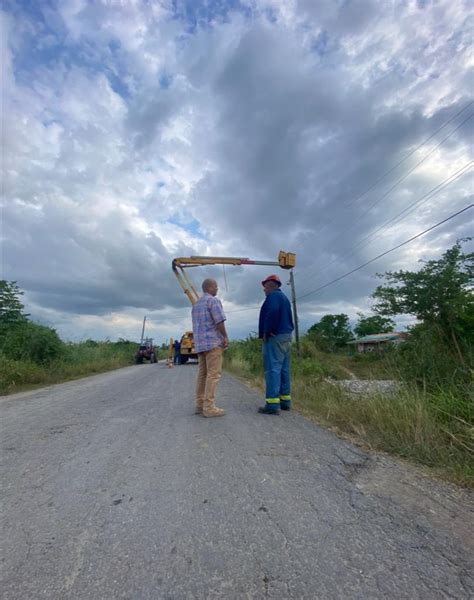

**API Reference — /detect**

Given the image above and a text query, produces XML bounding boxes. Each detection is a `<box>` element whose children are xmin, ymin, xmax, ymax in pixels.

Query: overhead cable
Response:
<box><xmin>296</xmin><ymin>107</ymin><xmax>473</xmax><ymax>279</ymax></box>
<box><xmin>333</xmin><ymin>113</ymin><xmax>472</xmax><ymax>234</ymax></box>
<box><xmin>307</xmin><ymin>161</ymin><xmax>473</xmax><ymax>279</ymax></box>
<box><xmin>303</xmin><ymin>102</ymin><xmax>473</xmax><ymax>244</ymax></box>
<box><xmin>296</xmin><ymin>203</ymin><xmax>473</xmax><ymax>301</ymax></box>
<box><xmin>334</xmin><ymin>101</ymin><xmax>473</xmax><ymax>213</ymax></box>
<box><xmin>225</xmin><ymin>199</ymin><xmax>473</xmax><ymax>313</ymax></box>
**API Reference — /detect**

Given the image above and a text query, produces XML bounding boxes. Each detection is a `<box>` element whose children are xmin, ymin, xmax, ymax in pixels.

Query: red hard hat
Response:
<box><xmin>261</xmin><ymin>274</ymin><xmax>282</xmax><ymax>286</ymax></box>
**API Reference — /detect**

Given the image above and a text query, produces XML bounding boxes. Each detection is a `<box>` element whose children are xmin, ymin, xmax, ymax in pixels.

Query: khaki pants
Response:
<box><xmin>196</xmin><ymin>347</ymin><xmax>223</xmax><ymax>411</ymax></box>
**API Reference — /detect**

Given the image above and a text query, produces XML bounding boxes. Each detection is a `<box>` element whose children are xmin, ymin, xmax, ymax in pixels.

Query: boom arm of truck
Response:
<box><xmin>172</xmin><ymin>251</ymin><xmax>296</xmax><ymax>304</ymax></box>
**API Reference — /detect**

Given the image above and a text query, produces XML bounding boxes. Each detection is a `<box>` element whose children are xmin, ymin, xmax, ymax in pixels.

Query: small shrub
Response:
<box><xmin>391</xmin><ymin>325</ymin><xmax>472</xmax><ymax>423</ymax></box>
<box><xmin>292</xmin><ymin>357</ymin><xmax>326</xmax><ymax>378</ymax></box>
<box><xmin>225</xmin><ymin>335</ymin><xmax>262</xmax><ymax>374</ymax></box>
<box><xmin>0</xmin><ymin>353</ymin><xmax>47</xmax><ymax>392</ymax></box>
<box><xmin>2</xmin><ymin>321</ymin><xmax>64</xmax><ymax>364</ymax></box>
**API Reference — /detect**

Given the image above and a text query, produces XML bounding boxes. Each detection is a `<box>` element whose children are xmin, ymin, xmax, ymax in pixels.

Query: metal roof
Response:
<box><xmin>348</xmin><ymin>333</ymin><xmax>404</xmax><ymax>344</ymax></box>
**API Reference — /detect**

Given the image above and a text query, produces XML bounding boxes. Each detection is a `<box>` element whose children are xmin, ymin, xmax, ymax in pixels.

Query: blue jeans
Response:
<box><xmin>262</xmin><ymin>334</ymin><xmax>292</xmax><ymax>409</ymax></box>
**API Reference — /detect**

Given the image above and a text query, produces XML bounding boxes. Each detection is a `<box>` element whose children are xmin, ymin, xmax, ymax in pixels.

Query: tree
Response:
<box><xmin>307</xmin><ymin>314</ymin><xmax>353</xmax><ymax>351</ymax></box>
<box><xmin>2</xmin><ymin>321</ymin><xmax>63</xmax><ymax>364</ymax></box>
<box><xmin>354</xmin><ymin>313</ymin><xmax>395</xmax><ymax>337</ymax></box>
<box><xmin>0</xmin><ymin>280</ymin><xmax>29</xmax><ymax>329</ymax></box>
<box><xmin>372</xmin><ymin>239</ymin><xmax>473</xmax><ymax>364</ymax></box>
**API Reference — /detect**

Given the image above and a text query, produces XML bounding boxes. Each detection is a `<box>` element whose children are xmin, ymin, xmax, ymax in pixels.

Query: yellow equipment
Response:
<box><xmin>172</xmin><ymin>251</ymin><xmax>296</xmax><ymax>305</ymax></box>
<box><xmin>170</xmin><ymin>250</ymin><xmax>300</xmax><ymax>356</ymax></box>
<box><xmin>179</xmin><ymin>331</ymin><xmax>197</xmax><ymax>363</ymax></box>
<box><xmin>168</xmin><ymin>333</ymin><xmax>197</xmax><ymax>365</ymax></box>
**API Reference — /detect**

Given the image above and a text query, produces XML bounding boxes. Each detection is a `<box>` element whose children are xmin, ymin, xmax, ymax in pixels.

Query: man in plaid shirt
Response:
<box><xmin>191</xmin><ymin>279</ymin><xmax>229</xmax><ymax>417</ymax></box>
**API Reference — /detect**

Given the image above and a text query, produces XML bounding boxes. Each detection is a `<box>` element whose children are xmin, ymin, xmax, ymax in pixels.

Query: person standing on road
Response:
<box><xmin>258</xmin><ymin>274</ymin><xmax>294</xmax><ymax>415</ymax></box>
<box><xmin>173</xmin><ymin>339</ymin><xmax>181</xmax><ymax>365</ymax></box>
<box><xmin>192</xmin><ymin>278</ymin><xmax>229</xmax><ymax>417</ymax></box>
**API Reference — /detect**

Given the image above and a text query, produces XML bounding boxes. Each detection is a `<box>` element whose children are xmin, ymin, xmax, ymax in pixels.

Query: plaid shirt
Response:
<box><xmin>192</xmin><ymin>293</ymin><xmax>226</xmax><ymax>353</ymax></box>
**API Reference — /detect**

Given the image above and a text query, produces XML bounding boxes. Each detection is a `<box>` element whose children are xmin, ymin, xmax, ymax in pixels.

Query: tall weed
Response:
<box><xmin>224</xmin><ymin>336</ymin><xmax>473</xmax><ymax>487</ymax></box>
<box><xmin>0</xmin><ymin>340</ymin><xmax>146</xmax><ymax>394</ymax></box>
<box><xmin>294</xmin><ymin>379</ymin><xmax>472</xmax><ymax>486</ymax></box>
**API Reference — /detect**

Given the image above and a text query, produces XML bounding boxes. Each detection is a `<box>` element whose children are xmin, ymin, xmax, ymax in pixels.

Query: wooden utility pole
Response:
<box><xmin>289</xmin><ymin>270</ymin><xmax>300</xmax><ymax>356</ymax></box>
<box><xmin>140</xmin><ymin>316</ymin><xmax>147</xmax><ymax>343</ymax></box>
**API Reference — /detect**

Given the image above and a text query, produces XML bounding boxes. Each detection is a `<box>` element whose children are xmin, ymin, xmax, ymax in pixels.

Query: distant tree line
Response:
<box><xmin>0</xmin><ymin>281</ymin><xmax>139</xmax><ymax>366</ymax></box>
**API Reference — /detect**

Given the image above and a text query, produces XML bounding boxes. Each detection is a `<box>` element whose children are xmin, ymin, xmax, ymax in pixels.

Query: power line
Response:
<box><xmin>296</xmin><ymin>107</ymin><xmax>473</xmax><ymax>279</ymax></box>
<box><xmin>225</xmin><ymin>305</ymin><xmax>260</xmax><ymax>314</ymax></box>
<box><xmin>337</xmin><ymin>113</ymin><xmax>472</xmax><ymax>231</ymax></box>
<box><xmin>330</xmin><ymin>100</ymin><xmax>473</xmax><ymax>213</ymax></box>
<box><xmin>217</xmin><ymin>108</ymin><xmax>473</xmax><ymax>316</ymax></box>
<box><xmin>220</xmin><ymin>200</ymin><xmax>473</xmax><ymax>314</ymax></box>
<box><xmin>302</xmin><ymin>100</ymin><xmax>474</xmax><ymax>247</ymax></box>
<box><xmin>226</xmin><ymin>195</ymin><xmax>473</xmax><ymax>313</ymax></box>
<box><xmin>302</xmin><ymin>162</ymin><xmax>472</xmax><ymax>282</ymax></box>
<box><xmin>296</xmin><ymin>203</ymin><xmax>473</xmax><ymax>301</ymax></box>
<box><xmin>349</xmin><ymin>163</ymin><xmax>472</xmax><ymax>249</ymax></box>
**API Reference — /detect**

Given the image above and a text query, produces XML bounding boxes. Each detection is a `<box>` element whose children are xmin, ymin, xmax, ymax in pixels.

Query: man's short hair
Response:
<box><xmin>202</xmin><ymin>278</ymin><xmax>216</xmax><ymax>292</ymax></box>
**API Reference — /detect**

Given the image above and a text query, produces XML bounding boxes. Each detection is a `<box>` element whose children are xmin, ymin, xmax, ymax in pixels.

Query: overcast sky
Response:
<box><xmin>1</xmin><ymin>0</ymin><xmax>473</xmax><ymax>344</ymax></box>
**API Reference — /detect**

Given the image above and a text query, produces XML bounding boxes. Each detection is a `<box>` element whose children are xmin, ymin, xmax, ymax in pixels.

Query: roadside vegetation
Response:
<box><xmin>225</xmin><ymin>240</ymin><xmax>473</xmax><ymax>487</ymax></box>
<box><xmin>0</xmin><ymin>281</ymin><xmax>163</xmax><ymax>394</ymax></box>
<box><xmin>2</xmin><ymin>241</ymin><xmax>472</xmax><ymax>485</ymax></box>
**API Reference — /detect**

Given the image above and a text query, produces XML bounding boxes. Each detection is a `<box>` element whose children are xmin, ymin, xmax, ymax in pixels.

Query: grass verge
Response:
<box><xmin>225</xmin><ymin>349</ymin><xmax>473</xmax><ymax>488</ymax></box>
<box><xmin>0</xmin><ymin>341</ymin><xmax>160</xmax><ymax>395</ymax></box>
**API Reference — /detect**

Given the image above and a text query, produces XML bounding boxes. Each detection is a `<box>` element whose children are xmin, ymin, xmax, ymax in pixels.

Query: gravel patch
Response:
<box><xmin>326</xmin><ymin>378</ymin><xmax>402</xmax><ymax>395</ymax></box>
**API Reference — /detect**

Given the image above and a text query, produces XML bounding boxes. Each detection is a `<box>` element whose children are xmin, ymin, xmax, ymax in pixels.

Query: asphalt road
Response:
<box><xmin>1</xmin><ymin>363</ymin><xmax>473</xmax><ymax>599</ymax></box>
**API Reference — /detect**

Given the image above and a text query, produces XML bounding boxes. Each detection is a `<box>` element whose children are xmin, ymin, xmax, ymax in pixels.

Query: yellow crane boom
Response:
<box><xmin>171</xmin><ymin>250</ymin><xmax>300</xmax><ymax>355</ymax></box>
<box><xmin>172</xmin><ymin>251</ymin><xmax>296</xmax><ymax>304</ymax></box>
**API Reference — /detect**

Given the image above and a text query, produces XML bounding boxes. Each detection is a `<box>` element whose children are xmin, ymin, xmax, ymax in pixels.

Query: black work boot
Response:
<box><xmin>258</xmin><ymin>404</ymin><xmax>280</xmax><ymax>415</ymax></box>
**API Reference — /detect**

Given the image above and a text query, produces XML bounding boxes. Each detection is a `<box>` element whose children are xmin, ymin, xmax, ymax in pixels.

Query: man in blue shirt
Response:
<box><xmin>173</xmin><ymin>339</ymin><xmax>181</xmax><ymax>365</ymax></box>
<box><xmin>258</xmin><ymin>274</ymin><xmax>294</xmax><ymax>415</ymax></box>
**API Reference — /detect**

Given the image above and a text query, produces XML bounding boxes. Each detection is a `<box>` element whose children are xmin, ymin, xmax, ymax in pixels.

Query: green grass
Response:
<box><xmin>293</xmin><ymin>379</ymin><xmax>473</xmax><ymax>487</ymax></box>
<box><xmin>295</xmin><ymin>337</ymin><xmax>396</xmax><ymax>380</ymax></box>
<box><xmin>224</xmin><ymin>338</ymin><xmax>473</xmax><ymax>488</ymax></box>
<box><xmin>0</xmin><ymin>341</ymin><xmax>163</xmax><ymax>395</ymax></box>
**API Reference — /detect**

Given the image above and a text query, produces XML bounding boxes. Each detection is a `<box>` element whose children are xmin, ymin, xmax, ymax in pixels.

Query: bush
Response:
<box><xmin>0</xmin><ymin>352</ymin><xmax>47</xmax><ymax>392</ymax></box>
<box><xmin>393</xmin><ymin>324</ymin><xmax>472</xmax><ymax>393</ymax></box>
<box><xmin>1</xmin><ymin>321</ymin><xmax>64</xmax><ymax>364</ymax></box>
<box><xmin>225</xmin><ymin>335</ymin><xmax>262</xmax><ymax>375</ymax></box>
<box><xmin>292</xmin><ymin>357</ymin><xmax>326</xmax><ymax>378</ymax></box>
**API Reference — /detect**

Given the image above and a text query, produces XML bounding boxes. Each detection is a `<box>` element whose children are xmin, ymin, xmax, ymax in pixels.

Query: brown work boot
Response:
<box><xmin>195</xmin><ymin>406</ymin><xmax>203</xmax><ymax>415</ymax></box>
<box><xmin>202</xmin><ymin>406</ymin><xmax>225</xmax><ymax>418</ymax></box>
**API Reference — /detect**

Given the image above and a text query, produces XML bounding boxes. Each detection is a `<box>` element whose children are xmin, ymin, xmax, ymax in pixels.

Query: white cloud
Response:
<box><xmin>1</xmin><ymin>0</ymin><xmax>472</xmax><ymax>342</ymax></box>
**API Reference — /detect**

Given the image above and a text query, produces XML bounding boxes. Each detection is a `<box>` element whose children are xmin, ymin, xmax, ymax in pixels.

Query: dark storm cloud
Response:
<box><xmin>2</xmin><ymin>0</ymin><xmax>472</xmax><ymax>341</ymax></box>
<box><xmin>2</xmin><ymin>200</ymin><xmax>187</xmax><ymax>315</ymax></box>
<box><xmin>184</xmin><ymin>19</ymin><xmax>472</xmax><ymax>289</ymax></box>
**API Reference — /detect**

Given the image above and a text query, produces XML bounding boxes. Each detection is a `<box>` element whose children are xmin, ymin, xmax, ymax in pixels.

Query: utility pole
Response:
<box><xmin>140</xmin><ymin>316</ymin><xmax>146</xmax><ymax>343</ymax></box>
<box><xmin>289</xmin><ymin>270</ymin><xmax>300</xmax><ymax>357</ymax></box>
